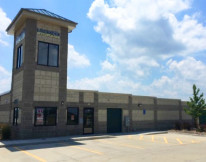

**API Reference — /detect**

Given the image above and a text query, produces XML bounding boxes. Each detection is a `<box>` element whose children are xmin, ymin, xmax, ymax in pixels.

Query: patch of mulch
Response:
<box><xmin>169</xmin><ymin>129</ymin><xmax>206</xmax><ymax>136</ymax></box>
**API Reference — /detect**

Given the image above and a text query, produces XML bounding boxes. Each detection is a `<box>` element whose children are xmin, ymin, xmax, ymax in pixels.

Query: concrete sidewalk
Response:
<box><xmin>0</xmin><ymin>131</ymin><xmax>168</xmax><ymax>148</ymax></box>
<box><xmin>0</xmin><ymin>134</ymin><xmax>113</xmax><ymax>148</ymax></box>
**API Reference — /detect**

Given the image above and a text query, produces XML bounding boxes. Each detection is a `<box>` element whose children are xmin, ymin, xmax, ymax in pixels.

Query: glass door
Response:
<box><xmin>83</xmin><ymin>108</ymin><xmax>94</xmax><ymax>134</ymax></box>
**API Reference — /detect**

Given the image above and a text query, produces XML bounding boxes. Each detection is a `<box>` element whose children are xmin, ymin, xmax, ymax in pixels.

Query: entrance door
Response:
<box><xmin>83</xmin><ymin>108</ymin><xmax>94</xmax><ymax>134</ymax></box>
<box><xmin>107</xmin><ymin>108</ymin><xmax>122</xmax><ymax>133</ymax></box>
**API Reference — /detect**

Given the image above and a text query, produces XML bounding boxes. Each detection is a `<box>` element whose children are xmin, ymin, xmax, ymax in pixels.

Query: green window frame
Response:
<box><xmin>37</xmin><ymin>41</ymin><xmax>59</xmax><ymax>67</ymax></box>
<box><xmin>16</xmin><ymin>45</ymin><xmax>23</xmax><ymax>68</ymax></box>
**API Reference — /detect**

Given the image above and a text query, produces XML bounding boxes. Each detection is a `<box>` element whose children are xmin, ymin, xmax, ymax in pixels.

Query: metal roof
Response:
<box><xmin>6</xmin><ymin>8</ymin><xmax>77</xmax><ymax>35</ymax></box>
<box><xmin>23</xmin><ymin>8</ymin><xmax>75</xmax><ymax>23</ymax></box>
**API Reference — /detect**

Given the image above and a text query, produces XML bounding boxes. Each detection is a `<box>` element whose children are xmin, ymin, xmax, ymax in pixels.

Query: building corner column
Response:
<box><xmin>154</xmin><ymin>98</ymin><xmax>158</xmax><ymax>130</ymax></box>
<box><xmin>128</xmin><ymin>95</ymin><xmax>132</xmax><ymax>132</ymax></box>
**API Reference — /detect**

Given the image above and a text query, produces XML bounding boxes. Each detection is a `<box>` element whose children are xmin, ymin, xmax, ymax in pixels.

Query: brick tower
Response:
<box><xmin>6</xmin><ymin>8</ymin><xmax>77</xmax><ymax>138</ymax></box>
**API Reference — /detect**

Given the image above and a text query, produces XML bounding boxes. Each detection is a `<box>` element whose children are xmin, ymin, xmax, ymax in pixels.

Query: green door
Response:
<box><xmin>200</xmin><ymin>110</ymin><xmax>206</xmax><ymax>124</ymax></box>
<box><xmin>107</xmin><ymin>108</ymin><xmax>122</xmax><ymax>133</ymax></box>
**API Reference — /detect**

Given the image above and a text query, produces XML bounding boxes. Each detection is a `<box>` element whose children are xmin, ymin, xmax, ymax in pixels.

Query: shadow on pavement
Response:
<box><xmin>5</xmin><ymin>140</ymin><xmax>85</xmax><ymax>152</ymax></box>
<box><xmin>2</xmin><ymin>130</ymin><xmax>167</xmax><ymax>152</ymax></box>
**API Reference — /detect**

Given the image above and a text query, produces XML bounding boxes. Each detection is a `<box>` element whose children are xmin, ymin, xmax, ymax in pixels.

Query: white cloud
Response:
<box><xmin>169</xmin><ymin>14</ymin><xmax>206</xmax><ymax>55</ymax></box>
<box><xmin>68</xmin><ymin>44</ymin><xmax>90</xmax><ymax>68</ymax></box>
<box><xmin>0</xmin><ymin>8</ymin><xmax>11</xmax><ymax>46</ymax></box>
<box><xmin>68</xmin><ymin>70</ymin><xmax>142</xmax><ymax>94</ymax></box>
<box><xmin>87</xmin><ymin>0</ymin><xmax>206</xmax><ymax>74</ymax></box>
<box><xmin>87</xmin><ymin>0</ymin><xmax>192</xmax><ymax>78</ymax></box>
<box><xmin>83</xmin><ymin>0</ymin><xmax>206</xmax><ymax>99</ymax></box>
<box><xmin>68</xmin><ymin>57</ymin><xmax>206</xmax><ymax>100</ymax></box>
<box><xmin>101</xmin><ymin>60</ymin><xmax>116</xmax><ymax>71</ymax></box>
<box><xmin>0</xmin><ymin>65</ymin><xmax>11</xmax><ymax>93</ymax></box>
<box><xmin>168</xmin><ymin>57</ymin><xmax>206</xmax><ymax>81</ymax></box>
<box><xmin>68</xmin><ymin>74</ymin><xmax>115</xmax><ymax>90</ymax></box>
<box><xmin>148</xmin><ymin>57</ymin><xmax>206</xmax><ymax>100</ymax></box>
<box><xmin>88</xmin><ymin>0</ymin><xmax>192</xmax><ymax>57</ymax></box>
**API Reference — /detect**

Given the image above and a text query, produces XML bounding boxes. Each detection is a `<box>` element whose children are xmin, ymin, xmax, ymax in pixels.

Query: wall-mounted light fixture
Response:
<box><xmin>14</xmin><ymin>99</ymin><xmax>19</xmax><ymax>105</ymax></box>
<box><xmin>138</xmin><ymin>103</ymin><xmax>143</xmax><ymax>108</ymax></box>
<box><xmin>61</xmin><ymin>100</ymin><xmax>64</xmax><ymax>105</ymax></box>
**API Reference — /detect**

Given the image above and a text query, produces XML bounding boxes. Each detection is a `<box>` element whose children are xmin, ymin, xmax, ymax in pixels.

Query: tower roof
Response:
<box><xmin>23</xmin><ymin>8</ymin><xmax>74</xmax><ymax>22</ymax></box>
<box><xmin>6</xmin><ymin>8</ymin><xmax>77</xmax><ymax>35</ymax></box>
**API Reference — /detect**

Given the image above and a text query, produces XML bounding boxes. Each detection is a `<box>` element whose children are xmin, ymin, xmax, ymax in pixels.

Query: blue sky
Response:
<box><xmin>0</xmin><ymin>0</ymin><xmax>206</xmax><ymax>100</ymax></box>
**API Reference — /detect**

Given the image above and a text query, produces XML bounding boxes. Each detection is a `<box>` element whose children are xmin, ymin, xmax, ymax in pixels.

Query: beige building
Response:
<box><xmin>0</xmin><ymin>8</ymin><xmax>192</xmax><ymax>139</ymax></box>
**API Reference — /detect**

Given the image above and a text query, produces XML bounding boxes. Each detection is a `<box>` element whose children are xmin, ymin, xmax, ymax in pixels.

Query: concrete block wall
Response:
<box><xmin>0</xmin><ymin>93</ymin><xmax>10</xmax><ymax>105</ymax></box>
<box><xmin>157</xmin><ymin>98</ymin><xmax>180</xmax><ymax>105</ymax></box>
<box><xmin>98</xmin><ymin>92</ymin><xmax>129</xmax><ymax>104</ymax></box>
<box><xmin>132</xmin><ymin>110</ymin><xmax>154</xmax><ymax>121</ymax></box>
<box><xmin>34</xmin><ymin>70</ymin><xmax>59</xmax><ymax>101</ymax></box>
<box><xmin>132</xmin><ymin>95</ymin><xmax>155</xmax><ymax>104</ymax></box>
<box><xmin>156</xmin><ymin>98</ymin><xmax>181</xmax><ymax>129</ymax></box>
<box><xmin>95</xmin><ymin>93</ymin><xmax>193</xmax><ymax>132</ymax></box>
<box><xmin>131</xmin><ymin>96</ymin><xmax>156</xmax><ymax>131</ymax></box>
<box><xmin>0</xmin><ymin>93</ymin><xmax>11</xmax><ymax>124</ymax></box>
<box><xmin>98</xmin><ymin>110</ymin><xmax>107</xmax><ymax>122</ymax></box>
<box><xmin>67</xmin><ymin>89</ymin><xmax>79</xmax><ymax>102</ymax></box>
<box><xmin>12</xmin><ymin>71</ymin><xmax>23</xmax><ymax>102</ymax></box>
<box><xmin>0</xmin><ymin>110</ymin><xmax>10</xmax><ymax>123</ymax></box>
<box><xmin>9</xmin><ymin>86</ymin><xmax>194</xmax><ymax>139</ymax></box>
<box><xmin>83</xmin><ymin>91</ymin><xmax>95</xmax><ymax>103</ymax></box>
<box><xmin>181</xmin><ymin>101</ymin><xmax>193</xmax><ymax>121</ymax></box>
<box><xmin>157</xmin><ymin>110</ymin><xmax>179</xmax><ymax>120</ymax></box>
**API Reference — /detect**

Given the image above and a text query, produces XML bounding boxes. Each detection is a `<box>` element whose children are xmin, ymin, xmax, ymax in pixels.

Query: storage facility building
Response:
<box><xmin>0</xmin><ymin>8</ymin><xmax>193</xmax><ymax>139</ymax></box>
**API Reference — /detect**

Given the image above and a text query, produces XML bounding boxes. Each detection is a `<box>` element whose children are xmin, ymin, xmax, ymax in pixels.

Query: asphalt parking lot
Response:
<box><xmin>0</xmin><ymin>133</ymin><xmax>206</xmax><ymax>162</ymax></box>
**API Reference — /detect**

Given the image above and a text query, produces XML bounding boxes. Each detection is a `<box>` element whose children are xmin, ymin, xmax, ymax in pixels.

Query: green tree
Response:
<box><xmin>184</xmin><ymin>84</ymin><xmax>206</xmax><ymax>129</ymax></box>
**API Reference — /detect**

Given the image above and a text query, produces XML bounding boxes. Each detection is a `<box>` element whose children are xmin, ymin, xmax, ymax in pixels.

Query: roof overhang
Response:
<box><xmin>6</xmin><ymin>9</ymin><xmax>77</xmax><ymax>35</ymax></box>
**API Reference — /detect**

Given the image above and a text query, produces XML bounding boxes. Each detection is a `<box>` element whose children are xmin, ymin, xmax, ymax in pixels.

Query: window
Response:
<box><xmin>67</xmin><ymin>107</ymin><xmax>79</xmax><ymax>125</ymax></box>
<box><xmin>38</xmin><ymin>42</ymin><xmax>59</xmax><ymax>67</ymax></box>
<box><xmin>13</xmin><ymin>107</ymin><xmax>19</xmax><ymax>126</ymax></box>
<box><xmin>16</xmin><ymin>45</ymin><xmax>23</xmax><ymax>68</ymax></box>
<box><xmin>35</xmin><ymin>107</ymin><xmax>57</xmax><ymax>126</ymax></box>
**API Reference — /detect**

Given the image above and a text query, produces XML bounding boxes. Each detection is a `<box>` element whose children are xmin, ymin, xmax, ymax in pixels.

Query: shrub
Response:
<box><xmin>175</xmin><ymin>122</ymin><xmax>183</xmax><ymax>130</ymax></box>
<box><xmin>199</xmin><ymin>124</ymin><xmax>206</xmax><ymax>132</ymax></box>
<box><xmin>196</xmin><ymin>128</ymin><xmax>203</xmax><ymax>132</ymax></box>
<box><xmin>183</xmin><ymin>122</ymin><xmax>192</xmax><ymax>131</ymax></box>
<box><xmin>2</xmin><ymin>125</ymin><xmax>11</xmax><ymax>140</ymax></box>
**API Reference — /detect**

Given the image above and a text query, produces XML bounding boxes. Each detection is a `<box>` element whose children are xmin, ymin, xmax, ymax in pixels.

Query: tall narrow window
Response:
<box><xmin>35</xmin><ymin>107</ymin><xmax>57</xmax><ymax>126</ymax></box>
<box><xmin>38</xmin><ymin>42</ymin><xmax>48</xmax><ymax>65</ymax></box>
<box><xmin>16</xmin><ymin>45</ymin><xmax>23</xmax><ymax>68</ymax></box>
<box><xmin>49</xmin><ymin>44</ymin><xmax>59</xmax><ymax>66</ymax></box>
<box><xmin>67</xmin><ymin>107</ymin><xmax>79</xmax><ymax>125</ymax></box>
<box><xmin>13</xmin><ymin>107</ymin><xmax>19</xmax><ymax>126</ymax></box>
<box><xmin>38</xmin><ymin>42</ymin><xmax>59</xmax><ymax>67</ymax></box>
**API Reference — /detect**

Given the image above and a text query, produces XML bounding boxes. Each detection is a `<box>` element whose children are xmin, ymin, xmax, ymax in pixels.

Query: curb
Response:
<box><xmin>169</xmin><ymin>131</ymin><xmax>206</xmax><ymax>137</ymax></box>
<box><xmin>143</xmin><ymin>131</ymin><xmax>168</xmax><ymax>135</ymax></box>
<box><xmin>72</xmin><ymin>135</ymin><xmax>113</xmax><ymax>141</ymax></box>
<box><xmin>0</xmin><ymin>135</ymin><xmax>113</xmax><ymax>148</ymax></box>
<box><xmin>0</xmin><ymin>139</ymin><xmax>68</xmax><ymax>148</ymax></box>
